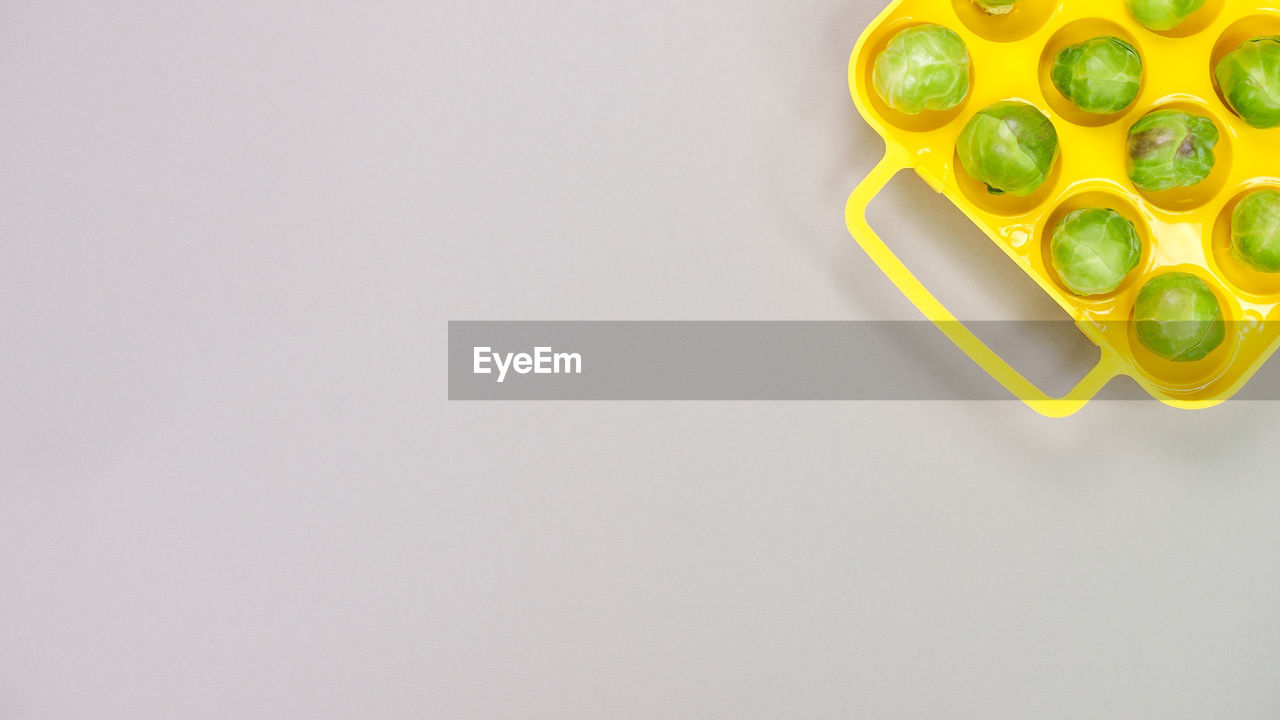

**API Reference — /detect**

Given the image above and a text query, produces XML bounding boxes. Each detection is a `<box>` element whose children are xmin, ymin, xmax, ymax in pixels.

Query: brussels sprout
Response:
<box><xmin>1051</xmin><ymin>37</ymin><xmax>1142</xmax><ymax>114</ymax></box>
<box><xmin>872</xmin><ymin>25</ymin><xmax>971</xmax><ymax>115</ymax></box>
<box><xmin>1050</xmin><ymin>208</ymin><xmax>1142</xmax><ymax>296</ymax></box>
<box><xmin>1215</xmin><ymin>37</ymin><xmax>1280</xmax><ymax>129</ymax></box>
<box><xmin>1134</xmin><ymin>273</ymin><xmax>1225</xmax><ymax>362</ymax></box>
<box><xmin>1125</xmin><ymin>0</ymin><xmax>1206</xmax><ymax>32</ymax></box>
<box><xmin>972</xmin><ymin>0</ymin><xmax>1018</xmax><ymax>15</ymax></box>
<box><xmin>957</xmin><ymin>101</ymin><xmax>1059</xmax><ymax>196</ymax></box>
<box><xmin>1126</xmin><ymin>110</ymin><xmax>1219</xmax><ymax>192</ymax></box>
<box><xmin>1231</xmin><ymin>189</ymin><xmax>1280</xmax><ymax>273</ymax></box>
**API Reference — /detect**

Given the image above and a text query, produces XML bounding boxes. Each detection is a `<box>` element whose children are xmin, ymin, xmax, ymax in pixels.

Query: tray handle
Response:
<box><xmin>845</xmin><ymin>149</ymin><xmax>1123</xmax><ymax>418</ymax></box>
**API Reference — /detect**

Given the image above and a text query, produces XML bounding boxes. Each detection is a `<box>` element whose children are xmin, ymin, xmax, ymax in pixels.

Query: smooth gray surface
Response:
<box><xmin>3</xmin><ymin>1</ymin><xmax>1280</xmax><ymax>718</ymax></box>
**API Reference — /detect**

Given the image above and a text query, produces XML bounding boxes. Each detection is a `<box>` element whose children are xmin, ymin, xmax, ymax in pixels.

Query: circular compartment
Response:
<box><xmin>951</xmin><ymin>0</ymin><xmax>1059</xmax><ymax>43</ymax></box>
<box><xmin>858</xmin><ymin>20</ymin><xmax>975</xmax><ymax>133</ymax></box>
<box><xmin>1037</xmin><ymin>19</ymin><xmax>1146</xmax><ymax>127</ymax></box>
<box><xmin>1038</xmin><ymin>189</ymin><xmax>1151</xmax><ymax>302</ymax></box>
<box><xmin>1124</xmin><ymin>99</ymin><xmax>1233</xmax><ymax>212</ymax></box>
<box><xmin>1125</xmin><ymin>266</ymin><xmax>1241</xmax><ymax>392</ymax></box>
<box><xmin>1131</xmin><ymin>0</ymin><xmax>1225</xmax><ymax>39</ymax></box>
<box><xmin>1209</xmin><ymin>179</ymin><xmax>1280</xmax><ymax>299</ymax></box>
<box><xmin>1209</xmin><ymin>13</ymin><xmax>1280</xmax><ymax>122</ymax></box>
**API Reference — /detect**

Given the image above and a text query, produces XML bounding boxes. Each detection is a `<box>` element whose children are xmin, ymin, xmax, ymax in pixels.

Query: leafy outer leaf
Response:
<box><xmin>1231</xmin><ymin>190</ymin><xmax>1280</xmax><ymax>272</ymax></box>
<box><xmin>1051</xmin><ymin>37</ymin><xmax>1142</xmax><ymax>114</ymax></box>
<box><xmin>957</xmin><ymin>101</ymin><xmax>1059</xmax><ymax>196</ymax></box>
<box><xmin>1126</xmin><ymin>110</ymin><xmax>1219</xmax><ymax>192</ymax></box>
<box><xmin>1215</xmin><ymin>37</ymin><xmax>1280</xmax><ymax>129</ymax></box>
<box><xmin>1134</xmin><ymin>273</ymin><xmax>1226</xmax><ymax>362</ymax></box>
<box><xmin>1125</xmin><ymin>0</ymin><xmax>1207</xmax><ymax>31</ymax></box>
<box><xmin>1050</xmin><ymin>208</ymin><xmax>1142</xmax><ymax>295</ymax></box>
<box><xmin>972</xmin><ymin>0</ymin><xmax>1017</xmax><ymax>15</ymax></box>
<box><xmin>872</xmin><ymin>25</ymin><xmax>970</xmax><ymax>115</ymax></box>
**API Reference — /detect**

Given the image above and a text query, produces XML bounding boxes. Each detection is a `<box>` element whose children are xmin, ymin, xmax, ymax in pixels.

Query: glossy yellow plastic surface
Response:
<box><xmin>846</xmin><ymin>0</ymin><xmax>1280</xmax><ymax>416</ymax></box>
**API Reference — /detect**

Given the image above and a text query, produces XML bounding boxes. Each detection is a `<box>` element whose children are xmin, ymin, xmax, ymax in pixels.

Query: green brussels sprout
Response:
<box><xmin>1215</xmin><ymin>37</ymin><xmax>1280</xmax><ymax>129</ymax></box>
<box><xmin>956</xmin><ymin>101</ymin><xmax>1059</xmax><ymax>196</ymax></box>
<box><xmin>972</xmin><ymin>0</ymin><xmax>1018</xmax><ymax>15</ymax></box>
<box><xmin>1051</xmin><ymin>37</ymin><xmax>1143</xmax><ymax>114</ymax></box>
<box><xmin>1126</xmin><ymin>110</ymin><xmax>1219</xmax><ymax>192</ymax></box>
<box><xmin>1134</xmin><ymin>272</ymin><xmax>1225</xmax><ymax>362</ymax></box>
<box><xmin>1050</xmin><ymin>208</ymin><xmax>1142</xmax><ymax>296</ymax></box>
<box><xmin>1231</xmin><ymin>189</ymin><xmax>1280</xmax><ymax>273</ymax></box>
<box><xmin>872</xmin><ymin>25</ymin><xmax>971</xmax><ymax>115</ymax></box>
<box><xmin>1125</xmin><ymin>0</ymin><xmax>1206</xmax><ymax>32</ymax></box>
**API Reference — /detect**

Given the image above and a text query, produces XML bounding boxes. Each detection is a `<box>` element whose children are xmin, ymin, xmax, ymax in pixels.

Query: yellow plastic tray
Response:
<box><xmin>846</xmin><ymin>0</ymin><xmax>1280</xmax><ymax>416</ymax></box>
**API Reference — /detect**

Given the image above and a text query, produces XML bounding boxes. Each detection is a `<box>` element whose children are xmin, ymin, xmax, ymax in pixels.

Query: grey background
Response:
<box><xmin>3</xmin><ymin>1</ymin><xmax>1279</xmax><ymax>718</ymax></box>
